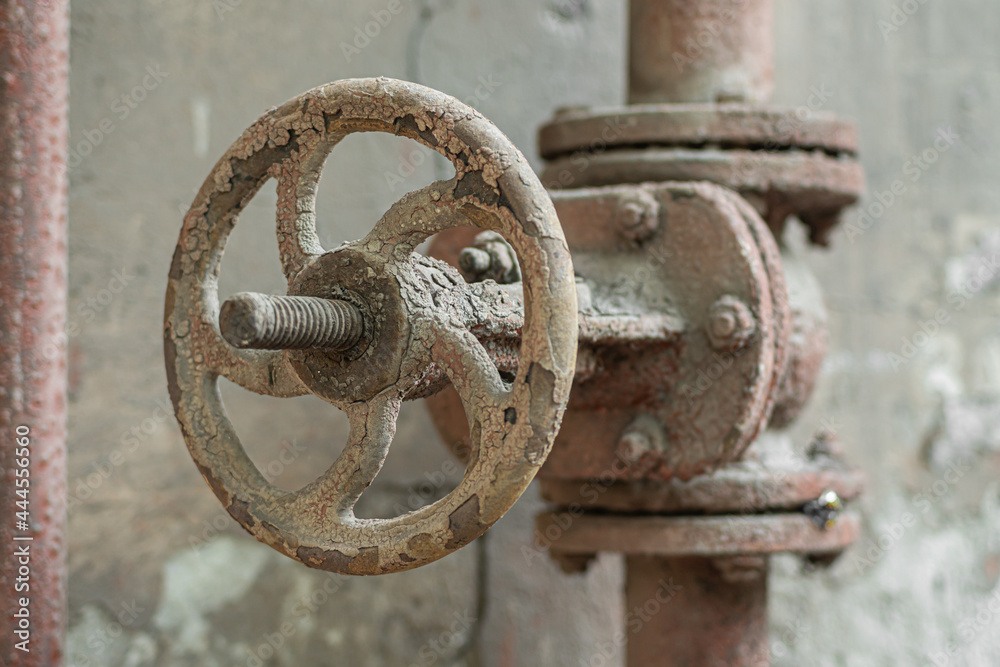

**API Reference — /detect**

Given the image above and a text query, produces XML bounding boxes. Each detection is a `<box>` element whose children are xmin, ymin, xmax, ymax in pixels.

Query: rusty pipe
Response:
<box><xmin>0</xmin><ymin>1</ymin><xmax>70</xmax><ymax>664</ymax></box>
<box><xmin>629</xmin><ymin>0</ymin><xmax>774</xmax><ymax>105</ymax></box>
<box><xmin>626</xmin><ymin>555</ymin><xmax>770</xmax><ymax>666</ymax></box>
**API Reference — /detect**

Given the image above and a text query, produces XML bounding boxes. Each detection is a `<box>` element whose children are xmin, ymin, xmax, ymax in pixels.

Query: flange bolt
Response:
<box><xmin>706</xmin><ymin>295</ymin><xmax>756</xmax><ymax>351</ymax></box>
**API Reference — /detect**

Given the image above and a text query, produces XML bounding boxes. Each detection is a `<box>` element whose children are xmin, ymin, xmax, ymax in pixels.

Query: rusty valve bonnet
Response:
<box><xmin>219</xmin><ymin>292</ymin><xmax>364</xmax><ymax>351</ymax></box>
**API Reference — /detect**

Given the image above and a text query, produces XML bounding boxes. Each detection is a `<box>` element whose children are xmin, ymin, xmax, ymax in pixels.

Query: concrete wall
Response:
<box><xmin>64</xmin><ymin>1</ymin><xmax>1000</xmax><ymax>665</ymax></box>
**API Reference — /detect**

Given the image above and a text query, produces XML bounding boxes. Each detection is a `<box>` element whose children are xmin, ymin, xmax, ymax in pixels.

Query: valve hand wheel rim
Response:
<box><xmin>164</xmin><ymin>78</ymin><xmax>578</xmax><ymax>575</ymax></box>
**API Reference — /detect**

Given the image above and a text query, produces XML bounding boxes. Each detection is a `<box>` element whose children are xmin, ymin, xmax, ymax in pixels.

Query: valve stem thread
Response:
<box><xmin>219</xmin><ymin>292</ymin><xmax>364</xmax><ymax>352</ymax></box>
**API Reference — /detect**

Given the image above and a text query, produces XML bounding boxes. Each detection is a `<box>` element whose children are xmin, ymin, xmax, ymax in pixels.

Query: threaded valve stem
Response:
<box><xmin>219</xmin><ymin>292</ymin><xmax>364</xmax><ymax>352</ymax></box>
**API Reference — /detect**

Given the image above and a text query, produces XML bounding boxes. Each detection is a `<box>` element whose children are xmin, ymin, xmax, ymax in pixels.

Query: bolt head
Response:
<box><xmin>459</xmin><ymin>247</ymin><xmax>492</xmax><ymax>277</ymax></box>
<box><xmin>706</xmin><ymin>296</ymin><xmax>755</xmax><ymax>351</ymax></box>
<box><xmin>458</xmin><ymin>232</ymin><xmax>521</xmax><ymax>284</ymax></box>
<box><xmin>615</xmin><ymin>191</ymin><xmax>660</xmax><ymax>245</ymax></box>
<box><xmin>618</xmin><ymin>431</ymin><xmax>653</xmax><ymax>464</ymax></box>
<box><xmin>615</xmin><ymin>415</ymin><xmax>668</xmax><ymax>470</ymax></box>
<box><xmin>219</xmin><ymin>292</ymin><xmax>268</xmax><ymax>348</ymax></box>
<box><xmin>710</xmin><ymin>310</ymin><xmax>737</xmax><ymax>339</ymax></box>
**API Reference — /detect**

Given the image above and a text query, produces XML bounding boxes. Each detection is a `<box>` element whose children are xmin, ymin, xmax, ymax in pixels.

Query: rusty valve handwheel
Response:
<box><xmin>164</xmin><ymin>78</ymin><xmax>578</xmax><ymax>575</ymax></box>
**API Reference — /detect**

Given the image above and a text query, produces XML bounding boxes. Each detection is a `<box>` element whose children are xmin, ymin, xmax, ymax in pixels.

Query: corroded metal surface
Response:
<box><xmin>525</xmin><ymin>2</ymin><xmax>861</xmax><ymax>665</ymax></box>
<box><xmin>542</xmin><ymin>147</ymin><xmax>865</xmax><ymax>244</ymax></box>
<box><xmin>548</xmin><ymin>182</ymin><xmax>789</xmax><ymax>479</ymax></box>
<box><xmin>625</xmin><ymin>555</ymin><xmax>769</xmax><ymax>666</ymax></box>
<box><xmin>629</xmin><ymin>0</ymin><xmax>774</xmax><ymax>104</ymax></box>
<box><xmin>536</xmin><ymin>511</ymin><xmax>861</xmax><ymax>558</ymax></box>
<box><xmin>541</xmin><ymin>4</ymin><xmax>865</xmax><ymax>248</ymax></box>
<box><xmin>428</xmin><ymin>181</ymin><xmax>791</xmax><ymax>480</ymax></box>
<box><xmin>538</xmin><ymin>458</ymin><xmax>865</xmax><ymax>515</ymax></box>
<box><xmin>769</xmin><ymin>250</ymin><xmax>830</xmax><ymax>429</ymax></box>
<box><xmin>164</xmin><ymin>78</ymin><xmax>578</xmax><ymax>575</ymax></box>
<box><xmin>538</xmin><ymin>106</ymin><xmax>858</xmax><ymax>160</ymax></box>
<box><xmin>0</xmin><ymin>1</ymin><xmax>69</xmax><ymax>664</ymax></box>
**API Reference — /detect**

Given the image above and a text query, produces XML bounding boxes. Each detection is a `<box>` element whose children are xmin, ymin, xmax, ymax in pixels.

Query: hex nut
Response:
<box><xmin>616</xmin><ymin>414</ymin><xmax>669</xmax><ymax>468</ymax></box>
<box><xmin>706</xmin><ymin>295</ymin><xmax>756</xmax><ymax>351</ymax></box>
<box><xmin>458</xmin><ymin>231</ymin><xmax>521</xmax><ymax>284</ymax></box>
<box><xmin>615</xmin><ymin>189</ymin><xmax>661</xmax><ymax>245</ymax></box>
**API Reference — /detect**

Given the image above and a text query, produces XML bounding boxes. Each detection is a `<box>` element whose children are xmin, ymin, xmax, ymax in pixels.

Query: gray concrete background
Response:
<box><xmin>63</xmin><ymin>1</ymin><xmax>1000</xmax><ymax>665</ymax></box>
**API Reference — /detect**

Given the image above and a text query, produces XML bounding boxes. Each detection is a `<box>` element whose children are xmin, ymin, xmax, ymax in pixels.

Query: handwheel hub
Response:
<box><xmin>286</xmin><ymin>247</ymin><xmax>407</xmax><ymax>405</ymax></box>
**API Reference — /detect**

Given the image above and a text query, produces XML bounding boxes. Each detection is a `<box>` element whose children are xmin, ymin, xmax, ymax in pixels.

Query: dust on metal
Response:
<box><xmin>164</xmin><ymin>78</ymin><xmax>578</xmax><ymax>576</ymax></box>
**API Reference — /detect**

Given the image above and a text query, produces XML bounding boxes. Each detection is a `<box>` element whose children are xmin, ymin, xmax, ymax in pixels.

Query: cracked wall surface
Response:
<box><xmin>66</xmin><ymin>0</ymin><xmax>1000</xmax><ymax>665</ymax></box>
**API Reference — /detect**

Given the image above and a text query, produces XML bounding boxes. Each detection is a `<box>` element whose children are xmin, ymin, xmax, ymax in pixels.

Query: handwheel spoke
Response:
<box><xmin>282</xmin><ymin>389</ymin><xmax>402</xmax><ymax>522</ymax></box>
<box><xmin>426</xmin><ymin>316</ymin><xmax>509</xmax><ymax>424</ymax></box>
<box><xmin>275</xmin><ymin>146</ymin><xmax>331</xmax><ymax>281</ymax></box>
<box><xmin>359</xmin><ymin>178</ymin><xmax>470</xmax><ymax>260</ymax></box>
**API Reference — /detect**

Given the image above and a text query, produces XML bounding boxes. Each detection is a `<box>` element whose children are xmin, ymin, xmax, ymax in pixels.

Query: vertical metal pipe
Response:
<box><xmin>626</xmin><ymin>555</ymin><xmax>770</xmax><ymax>666</ymax></box>
<box><xmin>624</xmin><ymin>5</ymin><xmax>776</xmax><ymax>656</ymax></box>
<box><xmin>629</xmin><ymin>0</ymin><xmax>774</xmax><ymax>105</ymax></box>
<box><xmin>0</xmin><ymin>1</ymin><xmax>70</xmax><ymax>665</ymax></box>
